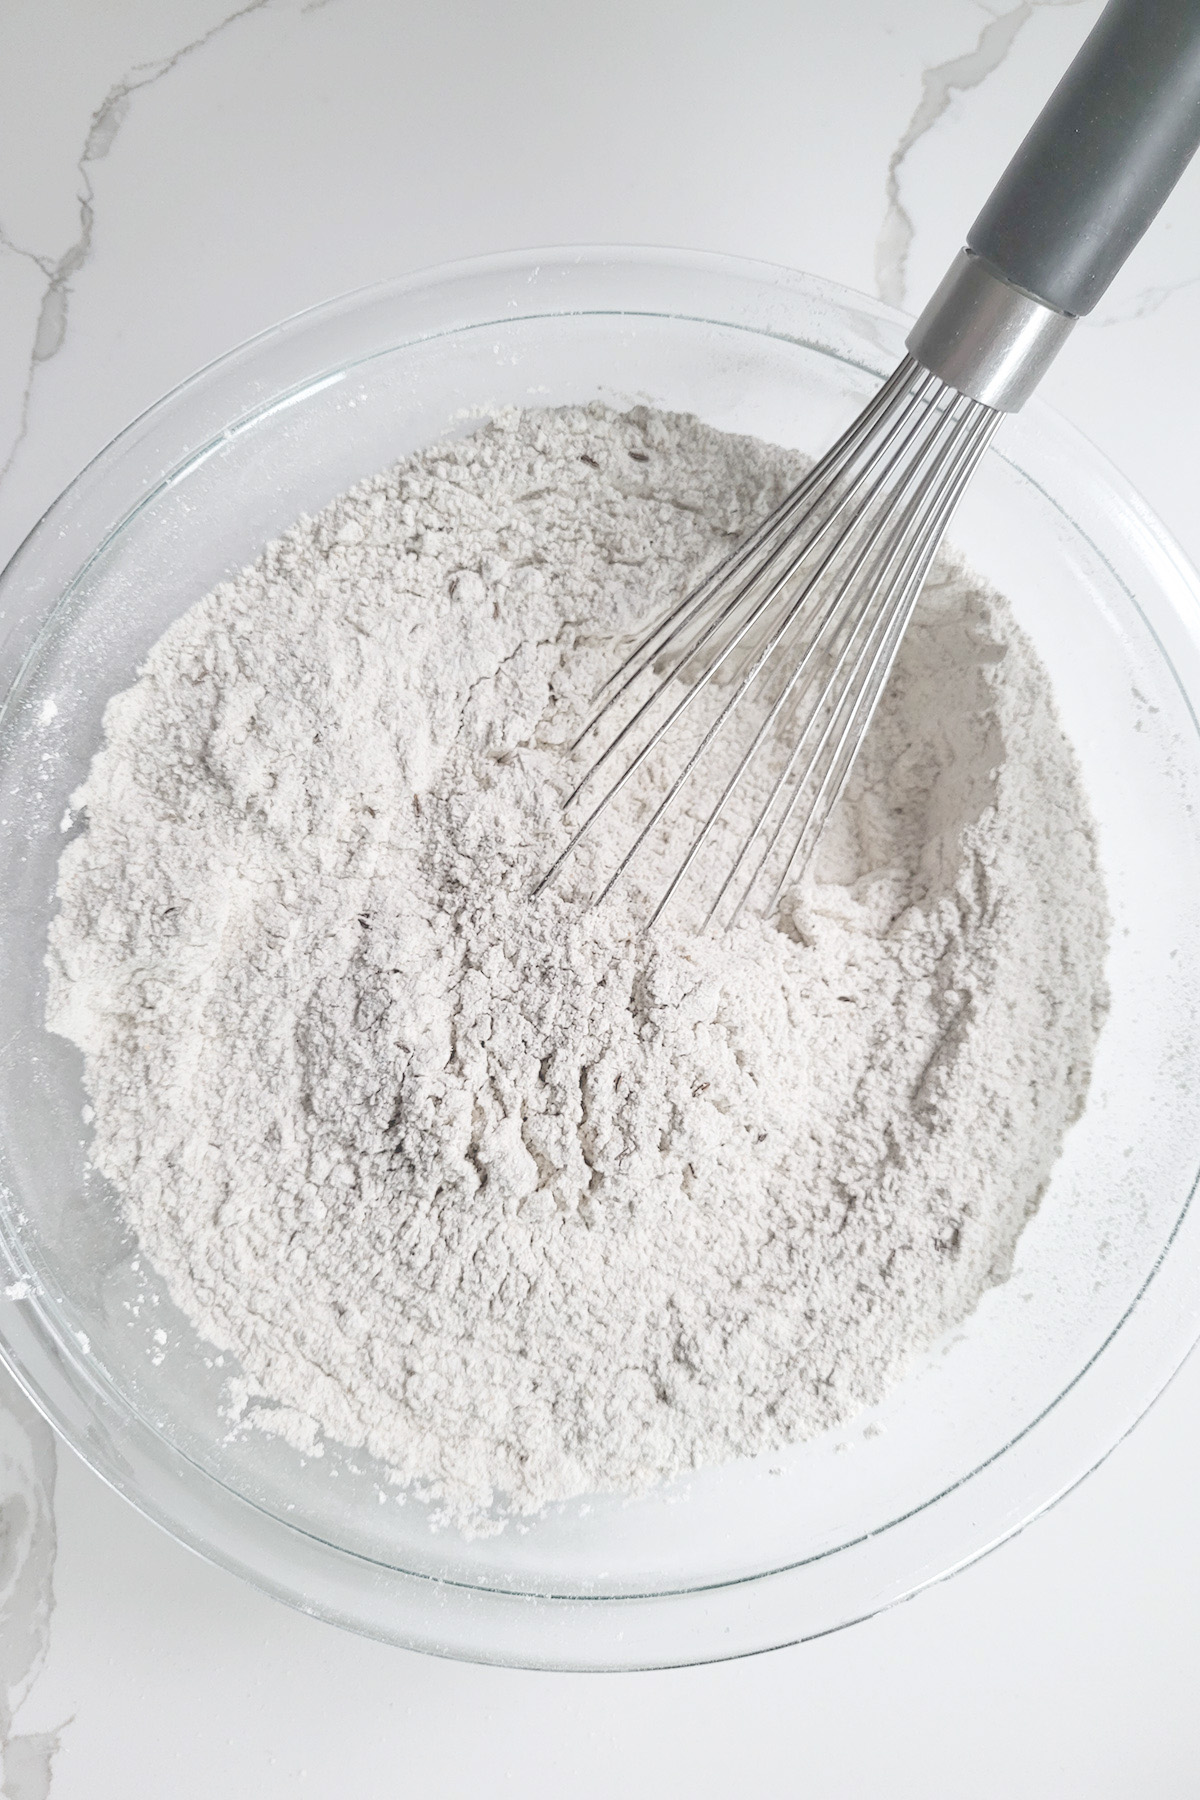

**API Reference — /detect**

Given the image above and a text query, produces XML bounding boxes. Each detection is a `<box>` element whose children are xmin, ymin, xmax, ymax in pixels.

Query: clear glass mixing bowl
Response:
<box><xmin>1</xmin><ymin>247</ymin><xmax>1199</xmax><ymax>1670</ymax></box>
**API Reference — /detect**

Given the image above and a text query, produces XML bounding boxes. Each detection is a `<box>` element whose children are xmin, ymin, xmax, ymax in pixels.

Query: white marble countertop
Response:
<box><xmin>2</xmin><ymin>2</ymin><xmax>1200</xmax><ymax>1792</ymax></box>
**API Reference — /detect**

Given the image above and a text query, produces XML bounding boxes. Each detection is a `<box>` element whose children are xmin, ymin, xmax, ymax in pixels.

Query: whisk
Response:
<box><xmin>536</xmin><ymin>0</ymin><xmax>1200</xmax><ymax>928</ymax></box>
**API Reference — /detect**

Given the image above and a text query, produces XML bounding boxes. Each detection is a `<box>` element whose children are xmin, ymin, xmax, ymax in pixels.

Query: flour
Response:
<box><xmin>45</xmin><ymin>403</ymin><xmax>1109</xmax><ymax>1533</ymax></box>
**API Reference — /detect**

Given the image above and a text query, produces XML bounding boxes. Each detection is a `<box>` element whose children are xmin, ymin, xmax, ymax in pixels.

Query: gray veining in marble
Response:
<box><xmin>1095</xmin><ymin>267</ymin><xmax>1200</xmax><ymax>326</ymax></box>
<box><xmin>0</xmin><ymin>0</ymin><xmax>277</xmax><ymax>487</ymax></box>
<box><xmin>875</xmin><ymin>0</ymin><xmax>1092</xmax><ymax>310</ymax></box>
<box><xmin>0</xmin><ymin>1369</ymin><xmax>59</xmax><ymax>1800</ymax></box>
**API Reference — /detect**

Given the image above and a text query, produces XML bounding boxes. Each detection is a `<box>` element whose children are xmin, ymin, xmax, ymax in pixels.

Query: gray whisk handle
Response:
<box><xmin>909</xmin><ymin>0</ymin><xmax>1200</xmax><ymax>410</ymax></box>
<box><xmin>969</xmin><ymin>0</ymin><xmax>1200</xmax><ymax>317</ymax></box>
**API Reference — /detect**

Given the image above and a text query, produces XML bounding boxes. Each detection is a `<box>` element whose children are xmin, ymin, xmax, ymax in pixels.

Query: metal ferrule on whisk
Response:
<box><xmin>906</xmin><ymin>249</ymin><xmax>1076</xmax><ymax>413</ymax></box>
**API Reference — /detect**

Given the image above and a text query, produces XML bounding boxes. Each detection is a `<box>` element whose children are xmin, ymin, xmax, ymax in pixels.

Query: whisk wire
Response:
<box><xmin>534</xmin><ymin>358</ymin><xmax>1001</xmax><ymax>926</ymax></box>
<box><xmin>593</xmin><ymin>375</ymin><xmax>949</xmax><ymax>912</ymax></box>
<box><xmin>574</xmin><ymin>355</ymin><xmax>927</xmax><ymax>745</ymax></box>
<box><xmin>697</xmin><ymin>396</ymin><xmax>985</xmax><ymax>930</ymax></box>
<box><xmin>648</xmin><ymin>385</ymin><xmax>973</xmax><ymax>926</ymax></box>
<box><xmin>746</xmin><ymin>403</ymin><xmax>1000</xmax><ymax>924</ymax></box>
<box><xmin>544</xmin><ymin>365</ymin><xmax>945</xmax><ymax>898</ymax></box>
<box><xmin>561</xmin><ymin>365</ymin><xmax>938</xmax><ymax>826</ymax></box>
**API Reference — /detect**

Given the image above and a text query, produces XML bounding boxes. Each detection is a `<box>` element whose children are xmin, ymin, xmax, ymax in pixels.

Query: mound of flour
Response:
<box><xmin>46</xmin><ymin>404</ymin><xmax>1109</xmax><ymax>1531</ymax></box>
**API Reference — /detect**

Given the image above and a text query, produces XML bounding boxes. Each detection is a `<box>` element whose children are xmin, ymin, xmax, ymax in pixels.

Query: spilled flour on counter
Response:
<box><xmin>46</xmin><ymin>404</ymin><xmax>1109</xmax><ymax>1532</ymax></box>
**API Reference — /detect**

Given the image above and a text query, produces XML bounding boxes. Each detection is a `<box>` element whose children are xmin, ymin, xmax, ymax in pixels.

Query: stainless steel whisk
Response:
<box><xmin>536</xmin><ymin>0</ymin><xmax>1200</xmax><ymax>928</ymax></box>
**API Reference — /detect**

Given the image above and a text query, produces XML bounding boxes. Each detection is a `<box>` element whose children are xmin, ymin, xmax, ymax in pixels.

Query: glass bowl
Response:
<box><xmin>1</xmin><ymin>246</ymin><xmax>1199</xmax><ymax>1671</ymax></box>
